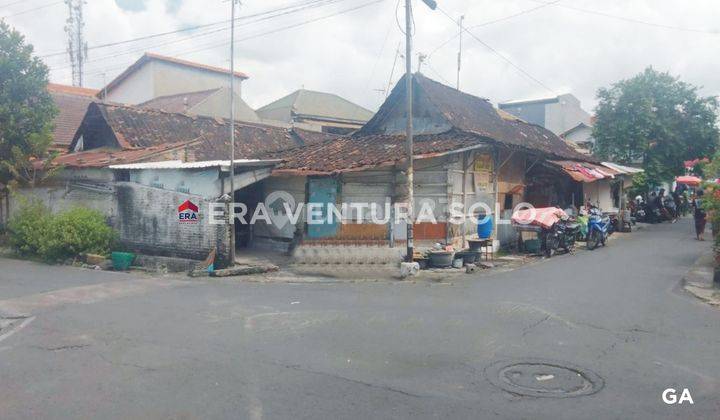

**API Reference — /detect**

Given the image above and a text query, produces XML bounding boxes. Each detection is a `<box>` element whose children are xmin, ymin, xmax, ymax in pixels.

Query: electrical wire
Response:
<box><xmin>76</xmin><ymin>0</ymin><xmax>384</xmax><ymax>79</ymax></box>
<box><xmin>426</xmin><ymin>0</ymin><xmax>560</xmax><ymax>61</ymax></box>
<box><xmin>41</xmin><ymin>0</ymin><xmax>346</xmax><ymax>58</ymax></box>
<box><xmin>1</xmin><ymin>0</ymin><xmax>62</xmax><ymax>19</ymax></box>
<box><xmin>436</xmin><ymin>5</ymin><xmax>555</xmax><ymax>94</ymax></box>
<box><xmin>527</xmin><ymin>0</ymin><xmax>719</xmax><ymax>35</ymax></box>
<box><xmin>48</xmin><ymin>0</ymin><xmax>355</xmax><ymax>72</ymax></box>
<box><xmin>0</xmin><ymin>0</ymin><xmax>38</xmax><ymax>8</ymax></box>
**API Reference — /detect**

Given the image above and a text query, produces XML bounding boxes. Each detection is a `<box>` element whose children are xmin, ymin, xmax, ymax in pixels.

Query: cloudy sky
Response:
<box><xmin>4</xmin><ymin>0</ymin><xmax>720</xmax><ymax>113</ymax></box>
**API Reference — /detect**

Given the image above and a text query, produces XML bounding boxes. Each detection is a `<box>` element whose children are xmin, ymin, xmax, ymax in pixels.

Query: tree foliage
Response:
<box><xmin>593</xmin><ymin>67</ymin><xmax>719</xmax><ymax>186</ymax></box>
<box><xmin>0</xmin><ymin>20</ymin><xmax>57</xmax><ymax>187</ymax></box>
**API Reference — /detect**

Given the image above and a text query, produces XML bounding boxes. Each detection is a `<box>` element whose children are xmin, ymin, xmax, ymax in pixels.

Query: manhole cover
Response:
<box><xmin>485</xmin><ymin>358</ymin><xmax>603</xmax><ymax>398</ymax></box>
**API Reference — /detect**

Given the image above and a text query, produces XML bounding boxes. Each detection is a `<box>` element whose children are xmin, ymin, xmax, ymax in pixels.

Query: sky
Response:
<box><xmin>4</xmin><ymin>0</ymin><xmax>720</xmax><ymax>114</ymax></box>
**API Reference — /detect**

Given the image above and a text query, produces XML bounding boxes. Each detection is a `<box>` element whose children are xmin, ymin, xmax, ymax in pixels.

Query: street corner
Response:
<box><xmin>682</xmin><ymin>249</ymin><xmax>720</xmax><ymax>307</ymax></box>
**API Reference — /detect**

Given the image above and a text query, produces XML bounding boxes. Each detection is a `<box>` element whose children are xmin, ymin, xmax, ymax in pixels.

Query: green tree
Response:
<box><xmin>0</xmin><ymin>20</ymin><xmax>57</xmax><ymax>188</ymax></box>
<box><xmin>593</xmin><ymin>67</ymin><xmax>719</xmax><ymax>186</ymax></box>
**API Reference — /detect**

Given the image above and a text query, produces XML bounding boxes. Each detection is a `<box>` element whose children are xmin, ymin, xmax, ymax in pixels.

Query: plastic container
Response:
<box><xmin>428</xmin><ymin>251</ymin><xmax>455</xmax><ymax>268</ymax></box>
<box><xmin>477</xmin><ymin>215</ymin><xmax>494</xmax><ymax>239</ymax></box>
<box><xmin>452</xmin><ymin>258</ymin><xmax>464</xmax><ymax>269</ymax></box>
<box><xmin>523</xmin><ymin>239</ymin><xmax>541</xmax><ymax>254</ymax></box>
<box><xmin>111</xmin><ymin>252</ymin><xmax>135</xmax><ymax>271</ymax></box>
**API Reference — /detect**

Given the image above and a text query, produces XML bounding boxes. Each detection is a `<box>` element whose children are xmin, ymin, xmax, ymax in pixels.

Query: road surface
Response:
<box><xmin>0</xmin><ymin>218</ymin><xmax>717</xmax><ymax>419</ymax></box>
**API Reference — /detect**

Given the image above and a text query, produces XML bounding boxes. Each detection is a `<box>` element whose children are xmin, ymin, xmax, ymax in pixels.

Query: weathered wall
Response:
<box><xmin>128</xmin><ymin>168</ymin><xmax>221</xmax><ymax>198</ymax></box>
<box><xmin>115</xmin><ymin>182</ymin><xmax>230</xmax><ymax>264</ymax></box>
<box><xmin>585</xmin><ymin>179</ymin><xmax>614</xmax><ymax>211</ymax></box>
<box><xmin>8</xmin><ymin>169</ymin><xmax>116</xmax><ymax>223</ymax></box>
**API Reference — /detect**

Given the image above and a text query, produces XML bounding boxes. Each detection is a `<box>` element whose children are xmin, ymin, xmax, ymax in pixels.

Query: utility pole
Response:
<box><xmin>404</xmin><ymin>0</ymin><xmax>414</xmax><ymax>262</ymax></box>
<box><xmin>404</xmin><ymin>0</ymin><xmax>437</xmax><ymax>263</ymax></box>
<box><xmin>64</xmin><ymin>0</ymin><xmax>87</xmax><ymax>87</ymax></box>
<box><xmin>457</xmin><ymin>15</ymin><xmax>464</xmax><ymax>90</ymax></box>
<box><xmin>228</xmin><ymin>0</ymin><xmax>239</xmax><ymax>265</ymax></box>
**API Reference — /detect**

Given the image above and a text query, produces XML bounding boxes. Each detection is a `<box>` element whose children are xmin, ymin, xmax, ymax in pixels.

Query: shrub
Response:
<box><xmin>8</xmin><ymin>202</ymin><xmax>115</xmax><ymax>262</ymax></box>
<box><xmin>40</xmin><ymin>207</ymin><xmax>116</xmax><ymax>261</ymax></box>
<box><xmin>7</xmin><ymin>200</ymin><xmax>52</xmax><ymax>256</ymax></box>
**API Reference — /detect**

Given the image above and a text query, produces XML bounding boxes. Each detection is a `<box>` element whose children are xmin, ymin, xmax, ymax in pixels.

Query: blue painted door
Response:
<box><xmin>307</xmin><ymin>177</ymin><xmax>338</xmax><ymax>238</ymax></box>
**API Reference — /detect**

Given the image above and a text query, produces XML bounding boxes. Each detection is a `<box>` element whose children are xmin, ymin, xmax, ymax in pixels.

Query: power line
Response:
<box><xmin>49</xmin><ymin>0</ymin><xmax>365</xmax><ymax>74</ymax></box>
<box><xmin>41</xmin><ymin>0</ymin><xmax>346</xmax><ymax>58</ymax></box>
<box><xmin>528</xmin><ymin>0</ymin><xmax>720</xmax><ymax>35</ymax></box>
<box><xmin>436</xmin><ymin>5</ymin><xmax>555</xmax><ymax>94</ymax></box>
<box><xmin>1</xmin><ymin>0</ymin><xmax>62</xmax><ymax>18</ymax></box>
<box><xmin>426</xmin><ymin>0</ymin><xmax>560</xmax><ymax>61</ymax></box>
<box><xmin>0</xmin><ymin>0</ymin><xmax>38</xmax><ymax>8</ymax></box>
<box><xmin>77</xmin><ymin>0</ymin><xmax>384</xmax><ymax>79</ymax></box>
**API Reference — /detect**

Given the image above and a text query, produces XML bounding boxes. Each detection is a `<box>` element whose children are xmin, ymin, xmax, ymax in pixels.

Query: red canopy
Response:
<box><xmin>676</xmin><ymin>175</ymin><xmax>702</xmax><ymax>187</ymax></box>
<box><xmin>511</xmin><ymin>207</ymin><xmax>568</xmax><ymax>229</ymax></box>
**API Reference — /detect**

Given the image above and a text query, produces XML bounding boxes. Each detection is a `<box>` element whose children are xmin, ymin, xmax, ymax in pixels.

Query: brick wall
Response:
<box><xmin>115</xmin><ymin>182</ymin><xmax>230</xmax><ymax>266</ymax></box>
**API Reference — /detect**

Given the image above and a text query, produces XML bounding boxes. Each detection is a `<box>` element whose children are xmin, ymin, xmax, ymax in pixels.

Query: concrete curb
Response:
<box><xmin>682</xmin><ymin>249</ymin><xmax>720</xmax><ymax>307</ymax></box>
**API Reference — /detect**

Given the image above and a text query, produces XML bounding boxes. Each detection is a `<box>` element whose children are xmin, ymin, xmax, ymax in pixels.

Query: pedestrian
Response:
<box><xmin>693</xmin><ymin>190</ymin><xmax>707</xmax><ymax>241</ymax></box>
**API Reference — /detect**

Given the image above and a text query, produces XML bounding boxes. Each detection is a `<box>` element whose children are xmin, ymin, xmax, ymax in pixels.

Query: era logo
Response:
<box><xmin>178</xmin><ymin>200</ymin><xmax>199</xmax><ymax>223</ymax></box>
<box><xmin>662</xmin><ymin>388</ymin><xmax>694</xmax><ymax>405</ymax></box>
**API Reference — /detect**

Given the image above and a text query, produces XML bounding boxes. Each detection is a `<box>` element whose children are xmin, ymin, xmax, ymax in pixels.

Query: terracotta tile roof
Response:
<box><xmin>98</xmin><ymin>53</ymin><xmax>248</xmax><ymax>98</ymax></box>
<box><xmin>48</xmin><ymin>84</ymin><xmax>98</xmax><ymax>146</ymax></box>
<box><xmin>260</xmin><ymin>129</ymin><xmax>488</xmax><ymax>174</ymax></box>
<box><xmin>47</xmin><ymin>142</ymin><xmax>192</xmax><ymax>168</ymax></box>
<box><xmin>291</xmin><ymin>127</ymin><xmax>340</xmax><ymax>146</ymax></box>
<box><xmin>69</xmin><ymin>102</ymin><xmax>338</xmax><ymax>162</ymax></box>
<box><xmin>359</xmin><ymin>73</ymin><xmax>592</xmax><ymax>162</ymax></box>
<box><xmin>138</xmin><ymin>88</ymin><xmax>220</xmax><ymax>113</ymax></box>
<box><xmin>47</xmin><ymin>83</ymin><xmax>99</xmax><ymax>97</ymax></box>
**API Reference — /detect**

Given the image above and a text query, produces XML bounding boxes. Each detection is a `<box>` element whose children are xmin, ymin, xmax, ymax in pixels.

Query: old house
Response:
<box><xmin>256</xmin><ymin>89</ymin><xmax>374</xmax><ymax>134</ymax></box>
<box><xmin>8</xmin><ymin>101</ymin><xmax>336</xmax><ymax>265</ymax></box>
<box><xmin>253</xmin><ymin>73</ymin><xmax>595</xmax><ymax>253</ymax></box>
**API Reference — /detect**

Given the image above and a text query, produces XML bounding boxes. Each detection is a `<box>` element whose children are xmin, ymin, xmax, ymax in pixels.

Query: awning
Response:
<box><xmin>548</xmin><ymin>160</ymin><xmax>619</xmax><ymax>183</ymax></box>
<box><xmin>676</xmin><ymin>175</ymin><xmax>702</xmax><ymax>187</ymax></box>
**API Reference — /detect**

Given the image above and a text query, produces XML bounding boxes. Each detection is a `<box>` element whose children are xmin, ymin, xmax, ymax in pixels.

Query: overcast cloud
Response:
<box><xmin>4</xmin><ymin>0</ymin><xmax>720</xmax><ymax>114</ymax></box>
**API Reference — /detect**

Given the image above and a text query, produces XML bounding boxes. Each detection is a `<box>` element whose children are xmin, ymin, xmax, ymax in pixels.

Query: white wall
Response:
<box><xmin>105</xmin><ymin>60</ymin><xmax>156</xmax><ymax>105</ymax></box>
<box><xmin>153</xmin><ymin>60</ymin><xmax>243</xmax><ymax>99</ymax></box>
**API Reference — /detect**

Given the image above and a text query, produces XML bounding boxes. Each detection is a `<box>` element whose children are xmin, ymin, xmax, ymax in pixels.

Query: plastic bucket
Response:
<box><xmin>111</xmin><ymin>252</ymin><xmax>135</xmax><ymax>271</ymax></box>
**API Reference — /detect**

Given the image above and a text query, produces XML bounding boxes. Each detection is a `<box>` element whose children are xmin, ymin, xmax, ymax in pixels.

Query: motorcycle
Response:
<box><xmin>587</xmin><ymin>208</ymin><xmax>611</xmax><ymax>250</ymax></box>
<box><xmin>543</xmin><ymin>218</ymin><xmax>581</xmax><ymax>257</ymax></box>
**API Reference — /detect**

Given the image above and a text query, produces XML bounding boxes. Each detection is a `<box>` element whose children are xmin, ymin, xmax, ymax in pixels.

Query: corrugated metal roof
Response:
<box><xmin>601</xmin><ymin>162</ymin><xmax>644</xmax><ymax>174</ymax></box>
<box><xmin>109</xmin><ymin>159</ymin><xmax>281</xmax><ymax>170</ymax></box>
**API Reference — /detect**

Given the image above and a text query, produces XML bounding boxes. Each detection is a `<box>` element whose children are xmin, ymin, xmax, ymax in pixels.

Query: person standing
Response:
<box><xmin>693</xmin><ymin>190</ymin><xmax>707</xmax><ymax>241</ymax></box>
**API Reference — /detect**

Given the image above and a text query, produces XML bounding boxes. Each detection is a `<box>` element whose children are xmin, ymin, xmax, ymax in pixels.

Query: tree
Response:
<box><xmin>593</xmin><ymin>67</ymin><xmax>719</xmax><ymax>186</ymax></box>
<box><xmin>0</xmin><ymin>20</ymin><xmax>57</xmax><ymax>188</ymax></box>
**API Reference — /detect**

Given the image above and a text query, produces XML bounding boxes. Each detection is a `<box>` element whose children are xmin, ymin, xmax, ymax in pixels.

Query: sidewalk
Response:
<box><xmin>682</xmin><ymin>249</ymin><xmax>720</xmax><ymax>307</ymax></box>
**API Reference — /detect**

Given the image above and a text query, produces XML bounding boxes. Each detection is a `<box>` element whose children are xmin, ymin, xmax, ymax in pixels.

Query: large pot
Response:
<box><xmin>428</xmin><ymin>251</ymin><xmax>455</xmax><ymax>268</ymax></box>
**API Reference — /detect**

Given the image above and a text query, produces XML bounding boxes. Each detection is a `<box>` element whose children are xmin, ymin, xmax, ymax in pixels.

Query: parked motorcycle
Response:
<box><xmin>587</xmin><ymin>208</ymin><xmax>611</xmax><ymax>250</ymax></box>
<box><xmin>543</xmin><ymin>218</ymin><xmax>581</xmax><ymax>257</ymax></box>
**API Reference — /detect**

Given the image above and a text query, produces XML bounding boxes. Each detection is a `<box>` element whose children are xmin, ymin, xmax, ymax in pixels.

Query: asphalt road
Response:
<box><xmin>0</xmin><ymin>218</ymin><xmax>718</xmax><ymax>419</ymax></box>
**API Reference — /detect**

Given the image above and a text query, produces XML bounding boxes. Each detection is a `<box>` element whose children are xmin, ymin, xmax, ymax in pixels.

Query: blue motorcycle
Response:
<box><xmin>586</xmin><ymin>208</ymin><xmax>611</xmax><ymax>250</ymax></box>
